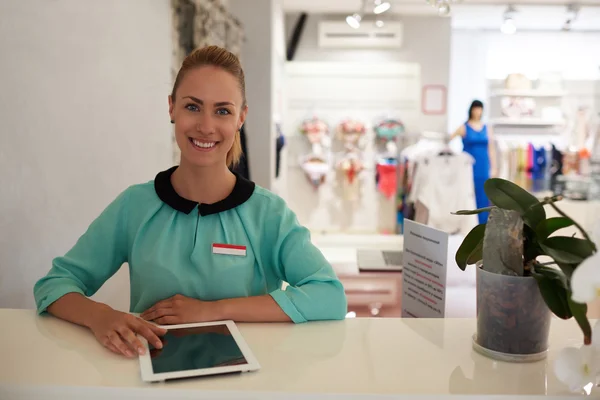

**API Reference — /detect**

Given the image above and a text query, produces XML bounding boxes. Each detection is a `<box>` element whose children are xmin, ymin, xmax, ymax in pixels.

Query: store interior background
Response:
<box><xmin>1</xmin><ymin>0</ymin><xmax>599</xmax><ymax>318</ymax></box>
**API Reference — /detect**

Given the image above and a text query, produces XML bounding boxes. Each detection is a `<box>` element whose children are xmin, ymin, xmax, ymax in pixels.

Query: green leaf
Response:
<box><xmin>531</xmin><ymin>266</ymin><xmax>572</xmax><ymax>319</ymax></box>
<box><xmin>466</xmin><ymin>239</ymin><xmax>484</xmax><ymax>265</ymax></box>
<box><xmin>455</xmin><ymin>224</ymin><xmax>486</xmax><ymax>271</ymax></box>
<box><xmin>452</xmin><ymin>206</ymin><xmax>495</xmax><ymax>216</ymax></box>
<box><xmin>568</xmin><ymin>297</ymin><xmax>592</xmax><ymax>344</ymax></box>
<box><xmin>523</xmin><ymin>225</ymin><xmax>544</xmax><ymax>263</ymax></box>
<box><xmin>484</xmin><ymin>178</ymin><xmax>546</xmax><ymax>229</ymax></box>
<box><xmin>556</xmin><ymin>262</ymin><xmax>576</xmax><ymax>279</ymax></box>
<box><xmin>540</xmin><ymin>236</ymin><xmax>596</xmax><ymax>264</ymax></box>
<box><xmin>536</xmin><ymin>217</ymin><xmax>575</xmax><ymax>241</ymax></box>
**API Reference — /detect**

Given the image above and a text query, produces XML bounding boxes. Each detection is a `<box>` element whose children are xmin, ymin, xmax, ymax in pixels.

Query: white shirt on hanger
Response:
<box><xmin>409</xmin><ymin>152</ymin><xmax>479</xmax><ymax>235</ymax></box>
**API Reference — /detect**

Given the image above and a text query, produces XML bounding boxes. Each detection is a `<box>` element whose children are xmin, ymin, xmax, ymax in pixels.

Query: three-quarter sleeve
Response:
<box><xmin>33</xmin><ymin>189</ymin><xmax>131</xmax><ymax>314</ymax></box>
<box><xmin>265</xmin><ymin>198</ymin><xmax>347</xmax><ymax>323</ymax></box>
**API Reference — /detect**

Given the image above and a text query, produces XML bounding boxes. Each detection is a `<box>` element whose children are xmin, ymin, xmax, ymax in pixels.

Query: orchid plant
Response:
<box><xmin>454</xmin><ymin>178</ymin><xmax>600</xmax><ymax>392</ymax></box>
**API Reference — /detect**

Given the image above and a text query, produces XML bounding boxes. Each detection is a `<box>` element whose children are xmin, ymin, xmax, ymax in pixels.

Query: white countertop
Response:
<box><xmin>1</xmin><ymin>309</ymin><xmax>597</xmax><ymax>399</ymax></box>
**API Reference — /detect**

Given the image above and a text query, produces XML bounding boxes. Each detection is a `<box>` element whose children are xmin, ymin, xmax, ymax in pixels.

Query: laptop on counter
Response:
<box><xmin>357</xmin><ymin>249</ymin><xmax>403</xmax><ymax>272</ymax></box>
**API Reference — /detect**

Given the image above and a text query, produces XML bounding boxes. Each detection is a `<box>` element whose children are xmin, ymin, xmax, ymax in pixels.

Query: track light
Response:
<box><xmin>437</xmin><ymin>0</ymin><xmax>451</xmax><ymax>16</ymax></box>
<box><xmin>500</xmin><ymin>5</ymin><xmax>517</xmax><ymax>35</ymax></box>
<box><xmin>346</xmin><ymin>13</ymin><xmax>362</xmax><ymax>29</ymax></box>
<box><xmin>373</xmin><ymin>0</ymin><xmax>391</xmax><ymax>14</ymax></box>
<box><xmin>501</xmin><ymin>18</ymin><xmax>516</xmax><ymax>34</ymax></box>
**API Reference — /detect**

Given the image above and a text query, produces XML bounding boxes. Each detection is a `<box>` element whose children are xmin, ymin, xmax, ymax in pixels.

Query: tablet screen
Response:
<box><xmin>149</xmin><ymin>324</ymin><xmax>248</xmax><ymax>374</ymax></box>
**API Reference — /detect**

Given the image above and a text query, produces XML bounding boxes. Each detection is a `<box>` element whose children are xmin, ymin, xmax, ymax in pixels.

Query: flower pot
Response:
<box><xmin>474</xmin><ymin>265</ymin><xmax>552</xmax><ymax>362</ymax></box>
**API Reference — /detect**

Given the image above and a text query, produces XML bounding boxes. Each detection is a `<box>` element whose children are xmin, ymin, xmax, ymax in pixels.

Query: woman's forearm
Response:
<box><xmin>47</xmin><ymin>292</ymin><xmax>111</xmax><ymax>329</ymax></box>
<box><xmin>216</xmin><ymin>295</ymin><xmax>291</xmax><ymax>323</ymax></box>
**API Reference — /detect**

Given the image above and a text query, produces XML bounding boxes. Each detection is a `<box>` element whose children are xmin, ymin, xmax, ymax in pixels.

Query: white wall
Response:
<box><xmin>0</xmin><ymin>0</ymin><xmax>173</xmax><ymax>310</ymax></box>
<box><xmin>230</xmin><ymin>0</ymin><xmax>278</xmax><ymax>190</ymax></box>
<box><xmin>285</xmin><ymin>14</ymin><xmax>452</xmax><ymax>133</ymax></box>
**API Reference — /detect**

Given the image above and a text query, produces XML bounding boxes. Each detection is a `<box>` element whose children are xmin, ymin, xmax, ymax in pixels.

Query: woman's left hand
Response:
<box><xmin>140</xmin><ymin>294</ymin><xmax>221</xmax><ymax>325</ymax></box>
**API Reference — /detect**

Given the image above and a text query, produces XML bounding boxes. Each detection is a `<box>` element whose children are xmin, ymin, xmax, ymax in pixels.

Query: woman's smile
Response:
<box><xmin>189</xmin><ymin>137</ymin><xmax>218</xmax><ymax>152</ymax></box>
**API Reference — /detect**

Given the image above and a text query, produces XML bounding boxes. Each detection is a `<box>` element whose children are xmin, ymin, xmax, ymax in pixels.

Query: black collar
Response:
<box><xmin>154</xmin><ymin>166</ymin><xmax>255</xmax><ymax>216</ymax></box>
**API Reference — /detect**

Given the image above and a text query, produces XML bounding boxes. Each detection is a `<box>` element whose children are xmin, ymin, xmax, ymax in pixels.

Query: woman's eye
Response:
<box><xmin>216</xmin><ymin>108</ymin><xmax>231</xmax><ymax>116</ymax></box>
<box><xmin>185</xmin><ymin>104</ymin><xmax>199</xmax><ymax>112</ymax></box>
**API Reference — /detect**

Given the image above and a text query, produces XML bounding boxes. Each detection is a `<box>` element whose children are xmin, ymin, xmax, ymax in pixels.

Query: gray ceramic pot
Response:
<box><xmin>475</xmin><ymin>265</ymin><xmax>552</xmax><ymax>361</ymax></box>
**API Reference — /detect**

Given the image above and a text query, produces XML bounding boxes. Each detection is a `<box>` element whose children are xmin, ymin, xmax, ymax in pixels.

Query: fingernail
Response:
<box><xmin>138</xmin><ymin>347</ymin><xmax>145</xmax><ymax>355</ymax></box>
<box><xmin>155</xmin><ymin>342</ymin><xmax>163</xmax><ymax>349</ymax></box>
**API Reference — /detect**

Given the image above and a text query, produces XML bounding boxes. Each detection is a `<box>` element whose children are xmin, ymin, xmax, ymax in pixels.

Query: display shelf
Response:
<box><xmin>491</xmin><ymin>117</ymin><xmax>566</xmax><ymax>126</ymax></box>
<box><xmin>490</xmin><ymin>89</ymin><xmax>566</xmax><ymax>98</ymax></box>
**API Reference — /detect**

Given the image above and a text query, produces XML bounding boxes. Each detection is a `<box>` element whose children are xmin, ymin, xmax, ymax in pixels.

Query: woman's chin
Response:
<box><xmin>180</xmin><ymin>152</ymin><xmax>223</xmax><ymax>168</ymax></box>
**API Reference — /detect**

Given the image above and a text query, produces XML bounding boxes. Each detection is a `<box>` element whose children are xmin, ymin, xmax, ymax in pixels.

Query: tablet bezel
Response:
<box><xmin>138</xmin><ymin>320</ymin><xmax>260</xmax><ymax>383</ymax></box>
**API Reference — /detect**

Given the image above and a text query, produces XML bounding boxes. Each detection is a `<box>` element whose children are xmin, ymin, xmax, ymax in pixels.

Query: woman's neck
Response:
<box><xmin>171</xmin><ymin>160</ymin><xmax>237</xmax><ymax>205</ymax></box>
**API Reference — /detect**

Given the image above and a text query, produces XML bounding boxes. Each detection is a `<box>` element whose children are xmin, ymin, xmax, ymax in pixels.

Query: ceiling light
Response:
<box><xmin>346</xmin><ymin>13</ymin><xmax>362</xmax><ymax>29</ymax></box>
<box><xmin>375</xmin><ymin>20</ymin><xmax>385</xmax><ymax>28</ymax></box>
<box><xmin>373</xmin><ymin>0</ymin><xmax>391</xmax><ymax>14</ymax></box>
<box><xmin>437</xmin><ymin>1</ymin><xmax>451</xmax><ymax>16</ymax></box>
<box><xmin>501</xmin><ymin>18</ymin><xmax>516</xmax><ymax>34</ymax></box>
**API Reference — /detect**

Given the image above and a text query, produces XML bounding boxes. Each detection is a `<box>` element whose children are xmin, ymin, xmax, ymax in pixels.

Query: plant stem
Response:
<box><xmin>545</xmin><ymin>197</ymin><xmax>597</xmax><ymax>250</ymax></box>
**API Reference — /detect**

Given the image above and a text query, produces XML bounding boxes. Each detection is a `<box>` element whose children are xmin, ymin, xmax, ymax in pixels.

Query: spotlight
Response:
<box><xmin>437</xmin><ymin>0</ymin><xmax>451</xmax><ymax>16</ymax></box>
<box><xmin>346</xmin><ymin>13</ymin><xmax>362</xmax><ymax>29</ymax></box>
<box><xmin>501</xmin><ymin>18</ymin><xmax>516</xmax><ymax>34</ymax></box>
<box><xmin>500</xmin><ymin>5</ymin><xmax>517</xmax><ymax>34</ymax></box>
<box><xmin>373</xmin><ymin>0</ymin><xmax>391</xmax><ymax>14</ymax></box>
<box><xmin>375</xmin><ymin>20</ymin><xmax>385</xmax><ymax>28</ymax></box>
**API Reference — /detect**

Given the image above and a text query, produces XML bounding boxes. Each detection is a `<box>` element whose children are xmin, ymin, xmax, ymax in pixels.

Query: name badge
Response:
<box><xmin>212</xmin><ymin>243</ymin><xmax>247</xmax><ymax>257</ymax></box>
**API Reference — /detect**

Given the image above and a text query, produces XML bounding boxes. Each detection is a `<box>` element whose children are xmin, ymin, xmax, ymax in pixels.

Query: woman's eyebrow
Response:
<box><xmin>182</xmin><ymin>96</ymin><xmax>235</xmax><ymax>107</ymax></box>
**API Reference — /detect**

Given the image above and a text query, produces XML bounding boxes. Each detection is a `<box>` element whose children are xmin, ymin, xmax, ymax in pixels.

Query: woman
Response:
<box><xmin>34</xmin><ymin>46</ymin><xmax>347</xmax><ymax>359</ymax></box>
<box><xmin>451</xmin><ymin>100</ymin><xmax>497</xmax><ymax>224</ymax></box>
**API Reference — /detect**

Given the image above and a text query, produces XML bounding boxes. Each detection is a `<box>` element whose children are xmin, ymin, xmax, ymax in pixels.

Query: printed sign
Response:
<box><xmin>401</xmin><ymin>220</ymin><xmax>448</xmax><ymax>318</ymax></box>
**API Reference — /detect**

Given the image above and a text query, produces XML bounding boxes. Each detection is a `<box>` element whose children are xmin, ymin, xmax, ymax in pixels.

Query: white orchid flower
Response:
<box><xmin>554</xmin><ymin>345</ymin><xmax>600</xmax><ymax>393</ymax></box>
<box><xmin>571</xmin><ymin>251</ymin><xmax>600</xmax><ymax>304</ymax></box>
<box><xmin>554</xmin><ymin>322</ymin><xmax>600</xmax><ymax>393</ymax></box>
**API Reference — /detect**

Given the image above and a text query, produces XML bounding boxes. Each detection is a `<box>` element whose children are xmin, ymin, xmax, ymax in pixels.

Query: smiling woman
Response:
<box><xmin>33</xmin><ymin>46</ymin><xmax>348</xmax><ymax>360</ymax></box>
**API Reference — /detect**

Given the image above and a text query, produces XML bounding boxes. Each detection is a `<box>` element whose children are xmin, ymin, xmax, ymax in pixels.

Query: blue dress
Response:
<box><xmin>461</xmin><ymin>123</ymin><xmax>491</xmax><ymax>224</ymax></box>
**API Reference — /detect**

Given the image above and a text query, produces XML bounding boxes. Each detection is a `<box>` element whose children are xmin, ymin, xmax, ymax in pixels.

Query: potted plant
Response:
<box><xmin>454</xmin><ymin>178</ymin><xmax>597</xmax><ymax>366</ymax></box>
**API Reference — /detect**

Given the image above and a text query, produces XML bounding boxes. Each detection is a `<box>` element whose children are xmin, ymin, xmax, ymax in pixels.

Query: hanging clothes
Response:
<box><xmin>461</xmin><ymin>123</ymin><xmax>491</xmax><ymax>224</ymax></box>
<box><xmin>408</xmin><ymin>152</ymin><xmax>478</xmax><ymax>235</ymax></box>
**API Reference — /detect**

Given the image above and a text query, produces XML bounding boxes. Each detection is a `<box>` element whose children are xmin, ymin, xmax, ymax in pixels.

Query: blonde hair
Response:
<box><xmin>172</xmin><ymin>46</ymin><xmax>246</xmax><ymax>168</ymax></box>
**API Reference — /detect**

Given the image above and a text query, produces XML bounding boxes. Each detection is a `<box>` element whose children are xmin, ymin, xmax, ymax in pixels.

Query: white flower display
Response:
<box><xmin>554</xmin><ymin>322</ymin><xmax>600</xmax><ymax>393</ymax></box>
<box><xmin>570</xmin><ymin>251</ymin><xmax>600</xmax><ymax>304</ymax></box>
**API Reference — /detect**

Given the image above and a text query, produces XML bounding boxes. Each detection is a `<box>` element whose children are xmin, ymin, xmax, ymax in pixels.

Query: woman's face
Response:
<box><xmin>169</xmin><ymin>66</ymin><xmax>247</xmax><ymax>168</ymax></box>
<box><xmin>471</xmin><ymin>106</ymin><xmax>483</xmax><ymax>121</ymax></box>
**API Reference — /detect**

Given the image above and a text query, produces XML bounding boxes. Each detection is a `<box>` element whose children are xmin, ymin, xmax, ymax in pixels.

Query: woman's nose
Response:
<box><xmin>195</xmin><ymin>112</ymin><xmax>215</xmax><ymax>134</ymax></box>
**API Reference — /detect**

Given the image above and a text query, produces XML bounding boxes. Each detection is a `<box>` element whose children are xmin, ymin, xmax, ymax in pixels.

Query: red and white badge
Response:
<box><xmin>212</xmin><ymin>243</ymin><xmax>247</xmax><ymax>257</ymax></box>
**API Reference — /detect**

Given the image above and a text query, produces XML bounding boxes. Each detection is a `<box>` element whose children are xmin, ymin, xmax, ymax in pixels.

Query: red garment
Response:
<box><xmin>376</xmin><ymin>164</ymin><xmax>397</xmax><ymax>199</ymax></box>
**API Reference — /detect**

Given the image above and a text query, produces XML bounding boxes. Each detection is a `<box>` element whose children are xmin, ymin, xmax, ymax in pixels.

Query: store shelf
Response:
<box><xmin>491</xmin><ymin>89</ymin><xmax>566</xmax><ymax>97</ymax></box>
<box><xmin>491</xmin><ymin>118</ymin><xmax>566</xmax><ymax>126</ymax></box>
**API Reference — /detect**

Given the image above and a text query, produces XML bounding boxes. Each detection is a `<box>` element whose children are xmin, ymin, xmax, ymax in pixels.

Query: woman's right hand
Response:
<box><xmin>88</xmin><ymin>306</ymin><xmax>167</xmax><ymax>358</ymax></box>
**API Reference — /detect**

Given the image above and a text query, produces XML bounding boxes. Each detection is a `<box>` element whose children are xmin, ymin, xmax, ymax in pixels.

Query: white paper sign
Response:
<box><xmin>401</xmin><ymin>220</ymin><xmax>449</xmax><ymax>318</ymax></box>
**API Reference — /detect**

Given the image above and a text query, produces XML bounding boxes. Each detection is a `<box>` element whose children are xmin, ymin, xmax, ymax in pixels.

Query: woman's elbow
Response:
<box><xmin>310</xmin><ymin>281</ymin><xmax>347</xmax><ymax>321</ymax></box>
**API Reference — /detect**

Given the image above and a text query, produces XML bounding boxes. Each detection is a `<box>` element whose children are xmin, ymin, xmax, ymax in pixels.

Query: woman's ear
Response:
<box><xmin>168</xmin><ymin>95</ymin><xmax>175</xmax><ymax>123</ymax></box>
<box><xmin>239</xmin><ymin>105</ymin><xmax>248</xmax><ymax>130</ymax></box>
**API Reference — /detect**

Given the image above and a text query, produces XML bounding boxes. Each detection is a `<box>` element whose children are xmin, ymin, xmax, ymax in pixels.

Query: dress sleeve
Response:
<box><xmin>33</xmin><ymin>189</ymin><xmax>131</xmax><ymax>314</ymax></box>
<box><xmin>265</xmin><ymin>198</ymin><xmax>347</xmax><ymax>323</ymax></box>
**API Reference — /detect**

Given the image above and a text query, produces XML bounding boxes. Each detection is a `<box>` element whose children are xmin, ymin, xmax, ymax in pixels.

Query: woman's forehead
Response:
<box><xmin>178</xmin><ymin>66</ymin><xmax>241</xmax><ymax>101</ymax></box>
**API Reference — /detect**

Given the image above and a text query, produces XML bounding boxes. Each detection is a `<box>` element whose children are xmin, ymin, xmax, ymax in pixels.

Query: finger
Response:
<box><xmin>155</xmin><ymin>316</ymin><xmax>179</xmax><ymax>325</ymax></box>
<box><xmin>134</xmin><ymin>322</ymin><xmax>164</xmax><ymax>349</ymax></box>
<box><xmin>118</xmin><ymin>327</ymin><xmax>146</xmax><ymax>356</ymax></box>
<box><xmin>106</xmin><ymin>343</ymin><xmax>121</xmax><ymax>355</ymax></box>
<box><xmin>108</xmin><ymin>332</ymin><xmax>136</xmax><ymax>358</ymax></box>
<box><xmin>141</xmin><ymin>299</ymin><xmax>172</xmax><ymax>318</ymax></box>
<box><xmin>141</xmin><ymin>307</ymin><xmax>173</xmax><ymax>322</ymax></box>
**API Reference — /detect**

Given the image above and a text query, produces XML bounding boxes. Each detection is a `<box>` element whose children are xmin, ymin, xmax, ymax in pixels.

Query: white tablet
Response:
<box><xmin>138</xmin><ymin>320</ymin><xmax>260</xmax><ymax>383</ymax></box>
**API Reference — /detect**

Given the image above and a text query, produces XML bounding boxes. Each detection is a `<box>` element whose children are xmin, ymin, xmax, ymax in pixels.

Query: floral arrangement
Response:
<box><xmin>300</xmin><ymin>117</ymin><xmax>329</xmax><ymax>145</ymax></box>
